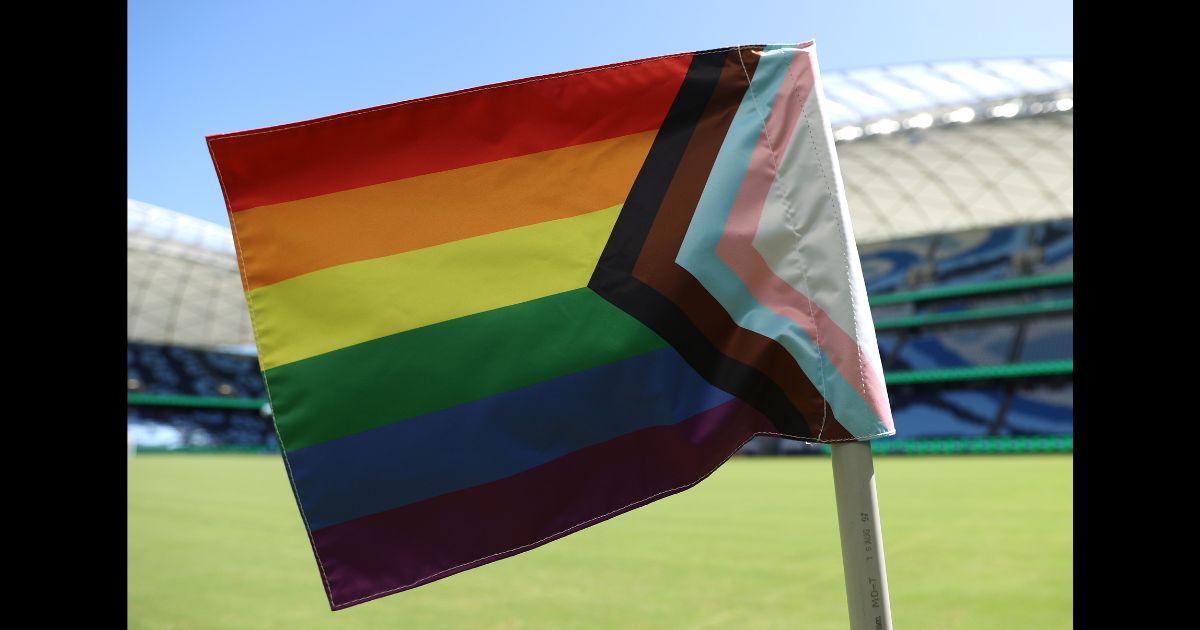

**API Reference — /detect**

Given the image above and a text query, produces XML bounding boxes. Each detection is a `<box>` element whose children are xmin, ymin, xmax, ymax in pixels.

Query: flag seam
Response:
<box><xmin>799</xmin><ymin>65</ymin><xmax>876</xmax><ymax>432</ymax></box>
<box><xmin>206</xmin><ymin>140</ymin><xmax>338</xmax><ymax>609</ymax></box>
<box><xmin>734</xmin><ymin>45</ymin><xmax>831</xmax><ymax>440</ymax></box>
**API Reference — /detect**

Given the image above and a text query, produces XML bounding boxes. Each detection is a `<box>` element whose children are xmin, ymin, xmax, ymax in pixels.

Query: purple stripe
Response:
<box><xmin>311</xmin><ymin>398</ymin><xmax>774</xmax><ymax>609</ymax></box>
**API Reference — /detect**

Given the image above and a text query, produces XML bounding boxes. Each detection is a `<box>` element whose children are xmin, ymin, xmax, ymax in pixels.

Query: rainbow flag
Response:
<box><xmin>208</xmin><ymin>42</ymin><xmax>894</xmax><ymax>610</ymax></box>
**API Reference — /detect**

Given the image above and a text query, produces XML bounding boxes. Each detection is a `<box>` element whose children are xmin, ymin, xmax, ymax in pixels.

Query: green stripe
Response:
<box><xmin>869</xmin><ymin>273</ymin><xmax>1073</xmax><ymax>306</ymax></box>
<box><xmin>875</xmin><ymin>299</ymin><xmax>1073</xmax><ymax>330</ymax></box>
<box><xmin>265</xmin><ymin>288</ymin><xmax>668</xmax><ymax>451</ymax></box>
<box><xmin>127</xmin><ymin>393</ymin><xmax>267</xmax><ymax>410</ymax></box>
<box><xmin>885</xmin><ymin>360</ymin><xmax>1073</xmax><ymax>385</ymax></box>
<box><xmin>818</xmin><ymin>435</ymin><xmax>1073</xmax><ymax>455</ymax></box>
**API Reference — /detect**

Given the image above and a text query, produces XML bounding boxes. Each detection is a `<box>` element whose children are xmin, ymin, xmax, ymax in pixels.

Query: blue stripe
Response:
<box><xmin>674</xmin><ymin>45</ymin><xmax>887</xmax><ymax>438</ymax></box>
<box><xmin>289</xmin><ymin>347</ymin><xmax>734</xmax><ymax>530</ymax></box>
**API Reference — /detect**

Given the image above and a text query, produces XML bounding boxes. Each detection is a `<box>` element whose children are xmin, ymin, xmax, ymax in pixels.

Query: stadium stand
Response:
<box><xmin>128</xmin><ymin>57</ymin><xmax>1072</xmax><ymax>455</ymax></box>
<box><xmin>128</xmin><ymin>342</ymin><xmax>265</xmax><ymax>398</ymax></box>
<box><xmin>741</xmin><ymin>218</ymin><xmax>1072</xmax><ymax>455</ymax></box>
<box><xmin>127</xmin><ymin>342</ymin><xmax>274</xmax><ymax>449</ymax></box>
<box><xmin>128</xmin><ymin>406</ymin><xmax>276</xmax><ymax>451</ymax></box>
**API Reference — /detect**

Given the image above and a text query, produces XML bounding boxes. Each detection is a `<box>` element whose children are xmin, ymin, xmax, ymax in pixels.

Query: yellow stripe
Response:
<box><xmin>250</xmin><ymin>204</ymin><xmax>622</xmax><ymax>370</ymax></box>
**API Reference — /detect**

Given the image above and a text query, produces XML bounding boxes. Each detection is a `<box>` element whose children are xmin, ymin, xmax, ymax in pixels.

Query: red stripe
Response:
<box><xmin>208</xmin><ymin>52</ymin><xmax>695</xmax><ymax>212</ymax></box>
<box><xmin>309</xmin><ymin>398</ymin><xmax>773</xmax><ymax>609</ymax></box>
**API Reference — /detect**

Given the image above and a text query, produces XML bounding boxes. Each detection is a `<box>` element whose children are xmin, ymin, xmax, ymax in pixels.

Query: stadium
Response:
<box><xmin>128</xmin><ymin>57</ymin><xmax>1072</xmax><ymax>456</ymax></box>
<box><xmin>128</xmin><ymin>57</ymin><xmax>1072</xmax><ymax>628</ymax></box>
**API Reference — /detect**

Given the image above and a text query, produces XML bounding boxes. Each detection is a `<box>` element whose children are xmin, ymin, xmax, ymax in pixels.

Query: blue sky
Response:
<box><xmin>128</xmin><ymin>0</ymin><xmax>1071</xmax><ymax>226</ymax></box>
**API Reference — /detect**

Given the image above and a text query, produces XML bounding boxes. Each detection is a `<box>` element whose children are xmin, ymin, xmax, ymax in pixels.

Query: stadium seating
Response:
<box><xmin>128</xmin><ymin>406</ymin><xmax>277</xmax><ymax>450</ymax></box>
<box><xmin>127</xmin><ymin>343</ymin><xmax>276</xmax><ymax>449</ymax></box>
<box><xmin>742</xmin><ymin>218</ymin><xmax>1073</xmax><ymax>452</ymax></box>
<box><xmin>128</xmin><ymin>342</ymin><xmax>265</xmax><ymax>398</ymax></box>
<box><xmin>858</xmin><ymin>218</ymin><xmax>1072</xmax><ymax>296</ymax></box>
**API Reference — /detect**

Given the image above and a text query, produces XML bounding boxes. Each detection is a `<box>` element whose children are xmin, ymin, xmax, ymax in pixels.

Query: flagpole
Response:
<box><xmin>831</xmin><ymin>441</ymin><xmax>893</xmax><ymax>629</ymax></box>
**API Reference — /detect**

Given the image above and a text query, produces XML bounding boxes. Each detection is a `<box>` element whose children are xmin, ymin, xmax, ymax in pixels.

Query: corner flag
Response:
<box><xmin>208</xmin><ymin>42</ymin><xmax>894</xmax><ymax>611</ymax></box>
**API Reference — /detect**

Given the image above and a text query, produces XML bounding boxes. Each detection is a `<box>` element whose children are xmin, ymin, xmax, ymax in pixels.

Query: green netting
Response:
<box><xmin>868</xmin><ymin>273</ymin><xmax>1073</xmax><ymax>306</ymax></box>
<box><xmin>885</xmin><ymin>360</ymin><xmax>1072</xmax><ymax>385</ymax></box>
<box><xmin>874</xmin><ymin>299</ymin><xmax>1072</xmax><ymax>330</ymax></box>
<box><xmin>127</xmin><ymin>393</ymin><xmax>268</xmax><ymax>410</ymax></box>
<box><xmin>818</xmin><ymin>435</ymin><xmax>1072</xmax><ymax>455</ymax></box>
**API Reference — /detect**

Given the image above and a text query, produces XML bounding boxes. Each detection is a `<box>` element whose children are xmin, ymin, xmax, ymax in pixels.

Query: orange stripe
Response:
<box><xmin>233</xmin><ymin>130</ymin><xmax>655</xmax><ymax>290</ymax></box>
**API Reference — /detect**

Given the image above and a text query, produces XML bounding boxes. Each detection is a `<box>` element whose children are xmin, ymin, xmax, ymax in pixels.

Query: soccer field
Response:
<box><xmin>128</xmin><ymin>453</ymin><xmax>1072</xmax><ymax>629</ymax></box>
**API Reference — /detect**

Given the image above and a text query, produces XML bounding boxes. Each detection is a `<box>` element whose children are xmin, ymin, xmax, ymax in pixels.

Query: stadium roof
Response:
<box><xmin>824</xmin><ymin>58</ymin><xmax>1072</xmax><ymax>243</ymax></box>
<box><xmin>127</xmin><ymin>57</ymin><xmax>1072</xmax><ymax>349</ymax></box>
<box><xmin>821</xmin><ymin>58</ymin><xmax>1072</xmax><ymax>128</ymax></box>
<box><xmin>127</xmin><ymin>199</ymin><xmax>253</xmax><ymax>350</ymax></box>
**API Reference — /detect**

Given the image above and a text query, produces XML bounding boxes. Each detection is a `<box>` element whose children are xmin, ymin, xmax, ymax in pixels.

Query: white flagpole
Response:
<box><xmin>831</xmin><ymin>441</ymin><xmax>893</xmax><ymax>629</ymax></box>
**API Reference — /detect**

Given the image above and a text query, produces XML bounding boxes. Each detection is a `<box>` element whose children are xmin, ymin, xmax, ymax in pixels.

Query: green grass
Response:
<box><xmin>128</xmin><ymin>454</ymin><xmax>1072</xmax><ymax>629</ymax></box>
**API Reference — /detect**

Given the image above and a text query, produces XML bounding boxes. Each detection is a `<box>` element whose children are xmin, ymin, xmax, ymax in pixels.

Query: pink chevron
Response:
<box><xmin>714</xmin><ymin>50</ymin><xmax>893</xmax><ymax>430</ymax></box>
